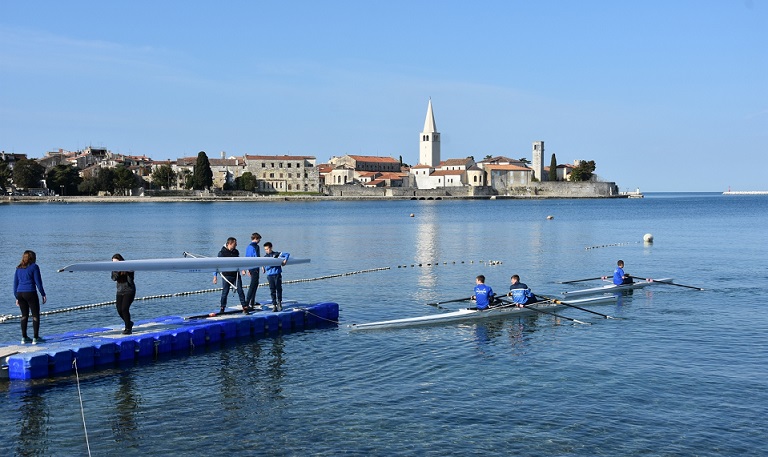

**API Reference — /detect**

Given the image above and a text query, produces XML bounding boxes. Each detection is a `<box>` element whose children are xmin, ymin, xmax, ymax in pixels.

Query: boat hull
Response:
<box><xmin>562</xmin><ymin>278</ymin><xmax>673</xmax><ymax>297</ymax></box>
<box><xmin>349</xmin><ymin>296</ymin><xmax>614</xmax><ymax>331</ymax></box>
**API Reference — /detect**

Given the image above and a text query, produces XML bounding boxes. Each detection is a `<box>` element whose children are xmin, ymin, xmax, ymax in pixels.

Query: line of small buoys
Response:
<box><xmin>396</xmin><ymin>260</ymin><xmax>503</xmax><ymax>268</ymax></box>
<box><xmin>585</xmin><ymin>241</ymin><xmax>641</xmax><ymax>250</ymax></box>
<box><xmin>0</xmin><ymin>267</ymin><xmax>391</xmax><ymax>322</ymax></box>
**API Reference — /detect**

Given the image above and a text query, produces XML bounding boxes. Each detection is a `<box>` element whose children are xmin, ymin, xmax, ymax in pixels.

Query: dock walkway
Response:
<box><xmin>1</xmin><ymin>302</ymin><xmax>338</xmax><ymax>382</ymax></box>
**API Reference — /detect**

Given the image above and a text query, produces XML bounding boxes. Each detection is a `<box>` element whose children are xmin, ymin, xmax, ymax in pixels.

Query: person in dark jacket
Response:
<box><xmin>243</xmin><ymin>232</ymin><xmax>262</xmax><ymax>310</ymax></box>
<box><xmin>213</xmin><ymin>237</ymin><xmax>248</xmax><ymax>314</ymax></box>
<box><xmin>13</xmin><ymin>250</ymin><xmax>47</xmax><ymax>344</ymax></box>
<box><xmin>111</xmin><ymin>253</ymin><xmax>136</xmax><ymax>334</ymax></box>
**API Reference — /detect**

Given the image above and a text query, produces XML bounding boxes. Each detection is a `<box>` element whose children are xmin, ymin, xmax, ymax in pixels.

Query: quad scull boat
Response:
<box><xmin>349</xmin><ymin>295</ymin><xmax>616</xmax><ymax>331</ymax></box>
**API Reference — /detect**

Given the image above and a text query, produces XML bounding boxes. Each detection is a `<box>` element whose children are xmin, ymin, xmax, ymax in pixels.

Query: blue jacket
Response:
<box><xmin>245</xmin><ymin>241</ymin><xmax>261</xmax><ymax>273</ymax></box>
<box><xmin>613</xmin><ymin>267</ymin><xmax>626</xmax><ymax>285</ymax></box>
<box><xmin>14</xmin><ymin>263</ymin><xmax>46</xmax><ymax>298</ymax></box>
<box><xmin>474</xmin><ymin>283</ymin><xmax>494</xmax><ymax>310</ymax></box>
<box><xmin>264</xmin><ymin>251</ymin><xmax>289</xmax><ymax>276</ymax></box>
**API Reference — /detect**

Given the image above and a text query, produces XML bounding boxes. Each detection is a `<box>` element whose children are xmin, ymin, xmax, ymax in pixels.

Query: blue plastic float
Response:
<box><xmin>1</xmin><ymin>302</ymin><xmax>338</xmax><ymax>381</ymax></box>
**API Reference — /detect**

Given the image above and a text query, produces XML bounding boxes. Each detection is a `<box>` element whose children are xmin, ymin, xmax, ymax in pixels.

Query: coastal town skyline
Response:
<box><xmin>1</xmin><ymin>2</ymin><xmax>766</xmax><ymax>192</ymax></box>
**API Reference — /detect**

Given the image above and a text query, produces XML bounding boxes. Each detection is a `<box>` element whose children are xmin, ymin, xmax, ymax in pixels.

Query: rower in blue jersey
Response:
<box><xmin>507</xmin><ymin>274</ymin><xmax>537</xmax><ymax>306</ymax></box>
<box><xmin>472</xmin><ymin>275</ymin><xmax>495</xmax><ymax>310</ymax></box>
<box><xmin>610</xmin><ymin>260</ymin><xmax>633</xmax><ymax>285</ymax></box>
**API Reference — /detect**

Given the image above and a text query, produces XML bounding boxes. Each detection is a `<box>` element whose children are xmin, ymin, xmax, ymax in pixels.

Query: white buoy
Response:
<box><xmin>643</xmin><ymin>233</ymin><xmax>654</xmax><ymax>243</ymax></box>
<box><xmin>410</xmin><ymin>213</ymin><xmax>414</xmax><ymax>218</ymax></box>
<box><xmin>547</xmin><ymin>215</ymin><xmax>554</xmax><ymax>220</ymax></box>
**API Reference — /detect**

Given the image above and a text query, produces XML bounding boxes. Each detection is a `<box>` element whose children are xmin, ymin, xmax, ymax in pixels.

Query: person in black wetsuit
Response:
<box><xmin>213</xmin><ymin>237</ymin><xmax>248</xmax><ymax>314</ymax></box>
<box><xmin>111</xmin><ymin>253</ymin><xmax>136</xmax><ymax>334</ymax></box>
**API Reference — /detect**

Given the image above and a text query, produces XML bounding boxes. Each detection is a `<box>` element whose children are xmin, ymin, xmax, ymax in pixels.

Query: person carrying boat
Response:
<box><xmin>213</xmin><ymin>237</ymin><xmax>249</xmax><ymax>314</ymax></box>
<box><xmin>243</xmin><ymin>232</ymin><xmax>262</xmax><ymax>310</ymax></box>
<box><xmin>13</xmin><ymin>250</ymin><xmax>47</xmax><ymax>344</ymax></box>
<box><xmin>111</xmin><ymin>253</ymin><xmax>136</xmax><ymax>334</ymax></box>
<box><xmin>506</xmin><ymin>274</ymin><xmax>537</xmax><ymax>306</ymax></box>
<box><xmin>605</xmin><ymin>260</ymin><xmax>633</xmax><ymax>285</ymax></box>
<box><xmin>471</xmin><ymin>275</ymin><xmax>495</xmax><ymax>310</ymax></box>
<box><xmin>262</xmin><ymin>242</ymin><xmax>289</xmax><ymax>312</ymax></box>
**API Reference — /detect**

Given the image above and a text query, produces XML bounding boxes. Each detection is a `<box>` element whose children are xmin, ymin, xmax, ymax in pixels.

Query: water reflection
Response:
<box><xmin>14</xmin><ymin>390</ymin><xmax>49</xmax><ymax>457</ymax></box>
<box><xmin>110</xmin><ymin>373</ymin><xmax>141</xmax><ymax>447</ymax></box>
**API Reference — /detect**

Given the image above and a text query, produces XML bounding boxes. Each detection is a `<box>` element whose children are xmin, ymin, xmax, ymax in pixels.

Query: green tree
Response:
<box><xmin>236</xmin><ymin>171</ymin><xmax>258</xmax><ymax>191</ymax></box>
<box><xmin>12</xmin><ymin>158</ymin><xmax>45</xmax><ymax>189</ymax></box>
<box><xmin>549</xmin><ymin>153</ymin><xmax>558</xmax><ymax>182</ymax></box>
<box><xmin>191</xmin><ymin>151</ymin><xmax>213</xmax><ymax>190</ymax></box>
<box><xmin>46</xmin><ymin>165</ymin><xmax>82</xmax><ymax>196</ymax></box>
<box><xmin>95</xmin><ymin>167</ymin><xmax>117</xmax><ymax>194</ymax></box>
<box><xmin>570</xmin><ymin>160</ymin><xmax>597</xmax><ymax>181</ymax></box>
<box><xmin>484</xmin><ymin>154</ymin><xmax>493</xmax><ymax>160</ymax></box>
<box><xmin>0</xmin><ymin>160</ymin><xmax>10</xmax><ymax>192</ymax></box>
<box><xmin>518</xmin><ymin>157</ymin><xmax>531</xmax><ymax>166</ymax></box>
<box><xmin>113</xmin><ymin>165</ymin><xmax>137</xmax><ymax>195</ymax></box>
<box><xmin>151</xmin><ymin>164</ymin><xmax>177</xmax><ymax>189</ymax></box>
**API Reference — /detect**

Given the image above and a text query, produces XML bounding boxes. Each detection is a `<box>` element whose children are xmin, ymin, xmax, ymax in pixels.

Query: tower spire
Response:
<box><xmin>419</xmin><ymin>99</ymin><xmax>441</xmax><ymax>167</ymax></box>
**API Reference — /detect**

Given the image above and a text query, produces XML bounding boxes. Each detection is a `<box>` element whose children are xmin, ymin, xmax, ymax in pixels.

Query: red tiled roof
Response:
<box><xmin>349</xmin><ymin>155</ymin><xmax>399</xmax><ymax>163</ymax></box>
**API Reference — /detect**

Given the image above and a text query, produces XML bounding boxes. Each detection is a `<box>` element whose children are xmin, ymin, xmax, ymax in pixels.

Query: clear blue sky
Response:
<box><xmin>1</xmin><ymin>1</ymin><xmax>766</xmax><ymax>191</ymax></box>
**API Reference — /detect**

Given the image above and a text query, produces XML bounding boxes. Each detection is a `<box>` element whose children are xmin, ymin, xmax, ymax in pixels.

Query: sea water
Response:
<box><xmin>0</xmin><ymin>193</ymin><xmax>766</xmax><ymax>456</ymax></box>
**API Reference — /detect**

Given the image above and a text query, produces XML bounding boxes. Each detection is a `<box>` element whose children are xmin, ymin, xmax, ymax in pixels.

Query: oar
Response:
<box><xmin>631</xmin><ymin>276</ymin><xmax>704</xmax><ymax>291</ymax></box>
<box><xmin>495</xmin><ymin>298</ymin><xmax>590</xmax><ymax>325</ymax></box>
<box><xmin>426</xmin><ymin>297</ymin><xmax>473</xmax><ymax>307</ymax></box>
<box><xmin>557</xmin><ymin>276</ymin><xmax>604</xmax><ymax>284</ymax></box>
<box><xmin>537</xmin><ymin>295</ymin><xmax>621</xmax><ymax>320</ymax></box>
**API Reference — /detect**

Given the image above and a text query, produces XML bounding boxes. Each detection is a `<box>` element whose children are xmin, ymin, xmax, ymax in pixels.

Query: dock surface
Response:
<box><xmin>1</xmin><ymin>302</ymin><xmax>338</xmax><ymax>381</ymax></box>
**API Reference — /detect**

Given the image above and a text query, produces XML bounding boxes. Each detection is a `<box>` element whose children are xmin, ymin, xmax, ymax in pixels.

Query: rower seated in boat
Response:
<box><xmin>506</xmin><ymin>274</ymin><xmax>537</xmax><ymax>306</ymax></box>
<box><xmin>603</xmin><ymin>260</ymin><xmax>633</xmax><ymax>285</ymax></box>
<box><xmin>471</xmin><ymin>275</ymin><xmax>495</xmax><ymax>310</ymax></box>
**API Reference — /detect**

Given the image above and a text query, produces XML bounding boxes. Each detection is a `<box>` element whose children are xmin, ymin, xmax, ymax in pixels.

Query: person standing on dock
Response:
<box><xmin>605</xmin><ymin>260</ymin><xmax>633</xmax><ymax>285</ymax></box>
<box><xmin>213</xmin><ymin>237</ymin><xmax>248</xmax><ymax>314</ymax></box>
<box><xmin>507</xmin><ymin>274</ymin><xmax>537</xmax><ymax>306</ymax></box>
<box><xmin>262</xmin><ymin>242</ymin><xmax>289</xmax><ymax>312</ymax></box>
<box><xmin>243</xmin><ymin>232</ymin><xmax>262</xmax><ymax>311</ymax></box>
<box><xmin>13</xmin><ymin>250</ymin><xmax>47</xmax><ymax>344</ymax></box>
<box><xmin>471</xmin><ymin>275</ymin><xmax>494</xmax><ymax>310</ymax></box>
<box><xmin>111</xmin><ymin>253</ymin><xmax>136</xmax><ymax>334</ymax></box>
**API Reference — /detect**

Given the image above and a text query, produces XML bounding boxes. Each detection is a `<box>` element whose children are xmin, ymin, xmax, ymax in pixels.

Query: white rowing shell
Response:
<box><xmin>562</xmin><ymin>277</ymin><xmax>673</xmax><ymax>297</ymax></box>
<box><xmin>58</xmin><ymin>257</ymin><xmax>310</xmax><ymax>273</ymax></box>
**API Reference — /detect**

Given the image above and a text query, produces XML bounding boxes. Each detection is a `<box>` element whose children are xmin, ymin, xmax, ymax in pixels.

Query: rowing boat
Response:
<box><xmin>562</xmin><ymin>277</ymin><xmax>673</xmax><ymax>297</ymax></box>
<box><xmin>57</xmin><ymin>256</ymin><xmax>310</xmax><ymax>273</ymax></box>
<box><xmin>349</xmin><ymin>296</ymin><xmax>615</xmax><ymax>331</ymax></box>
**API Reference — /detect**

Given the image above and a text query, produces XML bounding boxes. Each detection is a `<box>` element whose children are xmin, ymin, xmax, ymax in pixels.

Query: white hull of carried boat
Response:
<box><xmin>349</xmin><ymin>296</ymin><xmax>615</xmax><ymax>331</ymax></box>
<box><xmin>562</xmin><ymin>277</ymin><xmax>673</xmax><ymax>297</ymax></box>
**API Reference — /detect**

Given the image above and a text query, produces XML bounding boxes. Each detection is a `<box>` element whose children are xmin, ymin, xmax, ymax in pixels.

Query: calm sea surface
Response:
<box><xmin>0</xmin><ymin>193</ymin><xmax>766</xmax><ymax>456</ymax></box>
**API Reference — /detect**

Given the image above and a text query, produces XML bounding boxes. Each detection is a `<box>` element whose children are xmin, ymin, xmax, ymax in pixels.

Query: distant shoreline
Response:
<box><xmin>3</xmin><ymin>194</ymin><xmax>630</xmax><ymax>204</ymax></box>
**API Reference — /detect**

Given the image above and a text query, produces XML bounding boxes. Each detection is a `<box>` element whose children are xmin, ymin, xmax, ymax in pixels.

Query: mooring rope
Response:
<box><xmin>0</xmin><ymin>267</ymin><xmax>390</xmax><ymax>323</ymax></box>
<box><xmin>73</xmin><ymin>358</ymin><xmax>92</xmax><ymax>457</ymax></box>
<box><xmin>0</xmin><ymin>261</ymin><xmax>502</xmax><ymax>323</ymax></box>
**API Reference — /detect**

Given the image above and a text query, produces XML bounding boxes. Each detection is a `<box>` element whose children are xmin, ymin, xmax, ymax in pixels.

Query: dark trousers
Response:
<box><xmin>267</xmin><ymin>274</ymin><xmax>283</xmax><ymax>304</ymax></box>
<box><xmin>220</xmin><ymin>274</ymin><xmax>246</xmax><ymax>308</ymax></box>
<box><xmin>116</xmin><ymin>291</ymin><xmax>135</xmax><ymax>329</ymax></box>
<box><xmin>245</xmin><ymin>270</ymin><xmax>260</xmax><ymax>307</ymax></box>
<box><xmin>17</xmin><ymin>292</ymin><xmax>40</xmax><ymax>338</ymax></box>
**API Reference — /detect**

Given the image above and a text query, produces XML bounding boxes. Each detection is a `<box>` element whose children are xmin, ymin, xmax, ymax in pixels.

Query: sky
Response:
<box><xmin>0</xmin><ymin>1</ymin><xmax>766</xmax><ymax>192</ymax></box>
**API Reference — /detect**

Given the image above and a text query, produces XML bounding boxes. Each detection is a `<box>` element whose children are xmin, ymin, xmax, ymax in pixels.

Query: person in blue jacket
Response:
<box><xmin>262</xmin><ymin>242</ymin><xmax>289</xmax><ymax>312</ymax></box>
<box><xmin>242</xmin><ymin>232</ymin><xmax>262</xmax><ymax>310</ymax></box>
<box><xmin>610</xmin><ymin>260</ymin><xmax>633</xmax><ymax>285</ymax></box>
<box><xmin>13</xmin><ymin>250</ymin><xmax>47</xmax><ymax>344</ymax></box>
<box><xmin>507</xmin><ymin>274</ymin><xmax>537</xmax><ymax>306</ymax></box>
<box><xmin>471</xmin><ymin>275</ymin><xmax>494</xmax><ymax>310</ymax></box>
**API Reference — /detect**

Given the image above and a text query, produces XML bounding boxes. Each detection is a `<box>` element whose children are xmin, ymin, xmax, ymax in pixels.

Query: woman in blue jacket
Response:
<box><xmin>13</xmin><ymin>250</ymin><xmax>47</xmax><ymax>344</ymax></box>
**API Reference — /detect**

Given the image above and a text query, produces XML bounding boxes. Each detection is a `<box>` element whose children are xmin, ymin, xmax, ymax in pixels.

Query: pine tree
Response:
<box><xmin>549</xmin><ymin>153</ymin><xmax>558</xmax><ymax>181</ymax></box>
<box><xmin>192</xmin><ymin>151</ymin><xmax>213</xmax><ymax>190</ymax></box>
